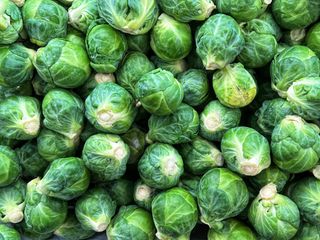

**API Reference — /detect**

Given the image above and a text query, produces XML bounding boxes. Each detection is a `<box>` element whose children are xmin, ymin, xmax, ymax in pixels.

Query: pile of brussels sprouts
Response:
<box><xmin>1</xmin><ymin>0</ymin><xmax>320</xmax><ymax>239</ymax></box>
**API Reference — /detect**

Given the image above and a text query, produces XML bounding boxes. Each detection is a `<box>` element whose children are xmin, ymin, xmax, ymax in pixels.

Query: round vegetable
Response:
<box><xmin>107</xmin><ymin>179</ymin><xmax>134</xmax><ymax>206</ymax></box>
<box><xmin>151</xmin><ymin>56</ymin><xmax>187</xmax><ymax>77</ymax></box>
<box><xmin>0</xmin><ymin>224</ymin><xmax>21</xmax><ymax>240</ymax></box>
<box><xmin>0</xmin><ymin>146</ymin><xmax>21</xmax><ymax>187</ymax></box>
<box><xmin>122</xmin><ymin>127</ymin><xmax>146</xmax><ymax>164</ymax></box>
<box><xmin>127</xmin><ymin>34</ymin><xmax>151</xmax><ymax>54</ymax></box>
<box><xmin>306</xmin><ymin>23</ymin><xmax>320</xmax><ymax>58</ymax></box>
<box><xmin>133</xmin><ymin>179</ymin><xmax>157</xmax><ymax>211</ymax></box>
<box><xmin>293</xmin><ymin>223</ymin><xmax>320</xmax><ymax>240</ymax></box>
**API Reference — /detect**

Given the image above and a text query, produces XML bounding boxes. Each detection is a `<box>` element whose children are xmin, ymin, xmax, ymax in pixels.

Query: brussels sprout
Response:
<box><xmin>37</xmin><ymin>128</ymin><xmax>79</xmax><ymax>162</ymax></box>
<box><xmin>97</xmin><ymin>0</ymin><xmax>159</xmax><ymax>35</ymax></box>
<box><xmin>42</xmin><ymin>89</ymin><xmax>84</xmax><ymax>139</ymax></box>
<box><xmin>68</xmin><ymin>0</ymin><xmax>100</xmax><ymax>33</ymax></box>
<box><xmin>24</xmin><ymin>178</ymin><xmax>68</xmax><ymax>234</ymax></box>
<box><xmin>116</xmin><ymin>52</ymin><xmax>155</xmax><ymax>95</ymax></box>
<box><xmin>135</xmin><ymin>69</ymin><xmax>184</xmax><ymax>116</ymax></box>
<box><xmin>213</xmin><ymin>63</ymin><xmax>257</xmax><ymax>108</ymax></box>
<box><xmin>196</xmin><ymin>14</ymin><xmax>244</xmax><ymax>70</ymax></box>
<box><xmin>306</xmin><ymin>23</ymin><xmax>320</xmax><ymax>58</ymax></box>
<box><xmin>75</xmin><ymin>187</ymin><xmax>116</xmax><ymax>232</ymax></box>
<box><xmin>122</xmin><ymin>127</ymin><xmax>146</xmax><ymax>164</ymax></box>
<box><xmin>177</xmin><ymin>69</ymin><xmax>209</xmax><ymax>107</ymax></box>
<box><xmin>0</xmin><ymin>44</ymin><xmax>34</xmax><ymax>89</ymax></box>
<box><xmin>127</xmin><ymin>34</ymin><xmax>150</xmax><ymax>54</ymax></box>
<box><xmin>85</xmin><ymin>83</ymin><xmax>137</xmax><ymax>134</ymax></box>
<box><xmin>258</xmin><ymin>11</ymin><xmax>282</xmax><ymax>41</ymax></box>
<box><xmin>293</xmin><ymin>223</ymin><xmax>320</xmax><ymax>240</ymax></box>
<box><xmin>37</xmin><ymin>157</ymin><xmax>90</xmax><ymax>200</ymax></box>
<box><xmin>272</xmin><ymin>0</ymin><xmax>320</xmax><ymax>30</ymax></box>
<box><xmin>86</xmin><ymin>23</ymin><xmax>128</xmax><ymax>73</ymax></box>
<box><xmin>151</xmin><ymin>56</ymin><xmax>188</xmax><ymax>77</ymax></box>
<box><xmin>248</xmin><ymin>183</ymin><xmax>300</xmax><ymax>239</ymax></box>
<box><xmin>80</xmin><ymin>121</ymin><xmax>100</xmax><ymax>142</ymax></box>
<box><xmin>138</xmin><ymin>143</ymin><xmax>184</xmax><ymax>189</ymax></box>
<box><xmin>65</xmin><ymin>26</ymin><xmax>86</xmax><ymax>47</ymax></box>
<box><xmin>207</xmin><ymin>219</ymin><xmax>257</xmax><ymax>240</ymax></box>
<box><xmin>186</xmin><ymin>49</ymin><xmax>205</xmax><ymax>70</ymax></box>
<box><xmin>152</xmin><ymin>187</ymin><xmax>198</xmax><ymax>239</ymax></box>
<box><xmin>22</xmin><ymin>0</ymin><xmax>68</xmax><ymax>46</ymax></box>
<box><xmin>0</xmin><ymin>146</ymin><xmax>20</xmax><ymax>187</ymax></box>
<box><xmin>313</xmin><ymin>165</ymin><xmax>320</xmax><ymax>180</ymax></box>
<box><xmin>197</xmin><ymin>168</ymin><xmax>249</xmax><ymax>228</ymax></box>
<box><xmin>32</xmin><ymin>74</ymin><xmax>55</xmax><ymax>96</ymax></box>
<box><xmin>34</xmin><ymin>38</ymin><xmax>91</xmax><ymax>88</ymax></box>
<box><xmin>133</xmin><ymin>179</ymin><xmax>157</xmax><ymax>210</ymax></box>
<box><xmin>82</xmin><ymin>133</ymin><xmax>130</xmax><ymax>181</ymax></box>
<box><xmin>178</xmin><ymin>174</ymin><xmax>200</xmax><ymax>198</ymax></box>
<box><xmin>271</xmin><ymin>115</ymin><xmax>320</xmax><ymax>173</ymax></box>
<box><xmin>151</xmin><ymin>14</ymin><xmax>192</xmax><ymax>61</ymax></box>
<box><xmin>180</xmin><ymin>137</ymin><xmax>223</xmax><ymax>175</ymax></box>
<box><xmin>283</xmin><ymin>28</ymin><xmax>306</xmax><ymax>46</ymax></box>
<box><xmin>271</xmin><ymin>45</ymin><xmax>320</xmax><ymax>97</ymax></box>
<box><xmin>0</xmin><ymin>0</ymin><xmax>23</xmax><ymax>45</ymax></box>
<box><xmin>0</xmin><ymin>224</ymin><xmax>20</xmax><ymax>240</ymax></box>
<box><xmin>200</xmin><ymin>100</ymin><xmax>241</xmax><ymax>141</ymax></box>
<box><xmin>0</xmin><ymin>96</ymin><xmax>40</xmax><ymax>140</ymax></box>
<box><xmin>107</xmin><ymin>179</ymin><xmax>134</xmax><ymax>206</ymax></box>
<box><xmin>147</xmin><ymin>103</ymin><xmax>199</xmax><ymax>144</ymax></box>
<box><xmin>17</xmin><ymin>223</ymin><xmax>53</xmax><ymax>240</ymax></box>
<box><xmin>107</xmin><ymin>205</ymin><xmax>155</xmax><ymax>240</ymax></box>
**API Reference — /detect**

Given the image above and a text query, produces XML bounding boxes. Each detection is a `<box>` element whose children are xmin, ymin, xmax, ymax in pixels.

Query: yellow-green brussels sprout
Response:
<box><xmin>306</xmin><ymin>23</ymin><xmax>320</xmax><ymax>58</ymax></box>
<box><xmin>196</xmin><ymin>14</ymin><xmax>245</xmax><ymax>70</ymax></box>
<box><xmin>248</xmin><ymin>183</ymin><xmax>300</xmax><ymax>239</ymax></box>
<box><xmin>107</xmin><ymin>179</ymin><xmax>134</xmax><ymax>206</ymax></box>
<box><xmin>180</xmin><ymin>137</ymin><xmax>223</xmax><ymax>175</ymax></box>
<box><xmin>122</xmin><ymin>127</ymin><xmax>146</xmax><ymax>164</ymax></box>
<box><xmin>82</xmin><ymin>133</ymin><xmax>130</xmax><ymax>181</ymax></box>
<box><xmin>107</xmin><ymin>205</ymin><xmax>155</xmax><ymax>240</ymax></box>
<box><xmin>213</xmin><ymin>63</ymin><xmax>257</xmax><ymax>108</ymax></box>
<box><xmin>0</xmin><ymin>180</ymin><xmax>26</xmax><ymax>224</ymax></box>
<box><xmin>271</xmin><ymin>115</ymin><xmax>320</xmax><ymax>173</ymax></box>
<box><xmin>42</xmin><ymin>89</ymin><xmax>84</xmax><ymax>140</ymax></box>
<box><xmin>152</xmin><ymin>187</ymin><xmax>198</xmax><ymax>239</ymax></box>
<box><xmin>200</xmin><ymin>100</ymin><xmax>241</xmax><ymax>141</ymax></box>
<box><xmin>37</xmin><ymin>157</ymin><xmax>90</xmax><ymax>200</ymax></box>
<box><xmin>198</xmin><ymin>168</ymin><xmax>249</xmax><ymax>228</ymax></box>
<box><xmin>272</xmin><ymin>0</ymin><xmax>320</xmax><ymax>30</ymax></box>
<box><xmin>86</xmin><ymin>23</ymin><xmax>127</xmax><ymax>73</ymax></box>
<box><xmin>0</xmin><ymin>96</ymin><xmax>41</xmax><ymax>140</ymax></box>
<box><xmin>85</xmin><ymin>82</ymin><xmax>137</xmax><ymax>134</ymax></box>
<box><xmin>22</xmin><ymin>0</ymin><xmax>68</xmax><ymax>46</ymax></box>
<box><xmin>151</xmin><ymin>14</ymin><xmax>192</xmax><ymax>61</ymax></box>
<box><xmin>0</xmin><ymin>44</ymin><xmax>35</xmax><ymax>89</ymax></box>
<box><xmin>32</xmin><ymin>74</ymin><xmax>55</xmax><ymax>96</ymax></box>
<box><xmin>97</xmin><ymin>0</ymin><xmax>159</xmax><ymax>35</ymax></box>
<box><xmin>293</xmin><ymin>223</ymin><xmax>320</xmax><ymax>240</ymax></box>
<box><xmin>133</xmin><ymin>179</ymin><xmax>157</xmax><ymax>211</ymax></box>
<box><xmin>0</xmin><ymin>224</ymin><xmax>20</xmax><ymax>240</ymax></box>
<box><xmin>24</xmin><ymin>178</ymin><xmax>68</xmax><ymax>234</ymax></box>
<box><xmin>151</xmin><ymin>56</ymin><xmax>188</xmax><ymax>77</ymax></box>
<box><xmin>127</xmin><ymin>34</ymin><xmax>150</xmax><ymax>54</ymax></box>
<box><xmin>0</xmin><ymin>146</ymin><xmax>21</xmax><ymax>187</ymax></box>
<box><xmin>116</xmin><ymin>52</ymin><xmax>155</xmax><ymax>95</ymax></box>
<box><xmin>135</xmin><ymin>69</ymin><xmax>184</xmax><ymax>116</ymax></box>
<box><xmin>258</xmin><ymin>11</ymin><xmax>282</xmax><ymax>41</ymax></box>
<box><xmin>178</xmin><ymin>174</ymin><xmax>200</xmax><ymax>198</ymax></box>
<box><xmin>138</xmin><ymin>143</ymin><xmax>184</xmax><ymax>189</ymax></box>
<box><xmin>147</xmin><ymin>103</ymin><xmax>199</xmax><ymax>144</ymax></box>
<box><xmin>34</xmin><ymin>38</ymin><xmax>91</xmax><ymax>88</ymax></box>
<box><xmin>271</xmin><ymin>46</ymin><xmax>320</xmax><ymax>97</ymax></box>
<box><xmin>75</xmin><ymin>187</ymin><xmax>116</xmax><ymax>232</ymax></box>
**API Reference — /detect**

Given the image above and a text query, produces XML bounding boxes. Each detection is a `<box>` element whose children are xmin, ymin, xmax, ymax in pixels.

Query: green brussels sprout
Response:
<box><xmin>147</xmin><ymin>103</ymin><xmax>199</xmax><ymax>144</ymax></box>
<box><xmin>16</xmin><ymin>141</ymin><xmax>48</xmax><ymax>178</ymax></box>
<box><xmin>75</xmin><ymin>187</ymin><xmax>116</xmax><ymax>232</ymax></box>
<box><xmin>197</xmin><ymin>168</ymin><xmax>249</xmax><ymax>228</ymax></box>
<box><xmin>271</xmin><ymin>115</ymin><xmax>320</xmax><ymax>173</ymax></box>
<box><xmin>97</xmin><ymin>0</ymin><xmax>159</xmax><ymax>35</ymax></box>
<box><xmin>0</xmin><ymin>44</ymin><xmax>35</xmax><ymax>89</ymax></box>
<box><xmin>0</xmin><ymin>224</ymin><xmax>21</xmax><ymax>240</ymax></box>
<box><xmin>42</xmin><ymin>89</ymin><xmax>84</xmax><ymax>139</ymax></box>
<box><xmin>34</xmin><ymin>38</ymin><xmax>91</xmax><ymax>88</ymax></box>
<box><xmin>283</xmin><ymin>28</ymin><xmax>306</xmax><ymax>46</ymax></box>
<box><xmin>133</xmin><ymin>179</ymin><xmax>157</xmax><ymax>210</ymax></box>
<box><xmin>306</xmin><ymin>23</ymin><xmax>320</xmax><ymax>58</ymax></box>
<box><xmin>152</xmin><ymin>187</ymin><xmax>198</xmax><ymax>239</ymax></box>
<box><xmin>196</xmin><ymin>14</ymin><xmax>245</xmax><ymax>70</ymax></box>
<box><xmin>37</xmin><ymin>157</ymin><xmax>90</xmax><ymax>200</ymax></box>
<box><xmin>177</xmin><ymin>69</ymin><xmax>209</xmax><ymax>107</ymax></box>
<box><xmin>151</xmin><ymin>14</ymin><xmax>192</xmax><ymax>61</ymax></box>
<box><xmin>22</xmin><ymin>0</ymin><xmax>68</xmax><ymax>46</ymax></box>
<box><xmin>122</xmin><ymin>127</ymin><xmax>146</xmax><ymax>164</ymax></box>
<box><xmin>258</xmin><ymin>11</ymin><xmax>282</xmax><ymax>41</ymax></box>
<box><xmin>313</xmin><ymin>165</ymin><xmax>320</xmax><ymax>180</ymax></box>
<box><xmin>82</xmin><ymin>133</ymin><xmax>130</xmax><ymax>181</ymax></box>
<box><xmin>65</xmin><ymin>26</ymin><xmax>86</xmax><ymax>47</ymax></box>
<box><xmin>200</xmin><ymin>100</ymin><xmax>241</xmax><ymax>141</ymax></box>
<box><xmin>24</xmin><ymin>178</ymin><xmax>68</xmax><ymax>234</ymax></box>
<box><xmin>138</xmin><ymin>143</ymin><xmax>184</xmax><ymax>189</ymax></box>
<box><xmin>37</xmin><ymin>128</ymin><xmax>79</xmax><ymax>162</ymax></box>
<box><xmin>180</xmin><ymin>137</ymin><xmax>223</xmax><ymax>175</ymax></box>
<box><xmin>0</xmin><ymin>0</ymin><xmax>23</xmax><ymax>45</ymax></box>
<box><xmin>248</xmin><ymin>183</ymin><xmax>300</xmax><ymax>239</ymax></box>
<box><xmin>151</xmin><ymin>56</ymin><xmax>188</xmax><ymax>76</ymax></box>
<box><xmin>107</xmin><ymin>179</ymin><xmax>134</xmax><ymax>206</ymax></box>
<box><xmin>86</xmin><ymin>23</ymin><xmax>128</xmax><ymax>73</ymax></box>
<box><xmin>85</xmin><ymin>82</ymin><xmax>137</xmax><ymax>134</ymax></box>
<box><xmin>32</xmin><ymin>74</ymin><xmax>55</xmax><ymax>96</ymax></box>
<box><xmin>68</xmin><ymin>0</ymin><xmax>99</xmax><ymax>33</ymax></box>
<box><xmin>0</xmin><ymin>180</ymin><xmax>26</xmax><ymax>224</ymax></box>
<box><xmin>271</xmin><ymin>46</ymin><xmax>320</xmax><ymax>97</ymax></box>
<box><xmin>0</xmin><ymin>146</ymin><xmax>21</xmax><ymax>187</ymax></box>
<box><xmin>178</xmin><ymin>174</ymin><xmax>200</xmax><ymax>198</ymax></box>
<box><xmin>18</xmin><ymin>224</ymin><xmax>52</xmax><ymax>240</ymax></box>
<box><xmin>287</xmin><ymin>77</ymin><xmax>320</xmax><ymax>121</ymax></box>
<box><xmin>272</xmin><ymin>0</ymin><xmax>320</xmax><ymax>30</ymax></box>
<box><xmin>158</xmin><ymin>0</ymin><xmax>215</xmax><ymax>22</ymax></box>
<box><xmin>127</xmin><ymin>34</ymin><xmax>150</xmax><ymax>54</ymax></box>
<box><xmin>135</xmin><ymin>69</ymin><xmax>184</xmax><ymax>116</ymax></box>
<box><xmin>207</xmin><ymin>219</ymin><xmax>257</xmax><ymax>240</ymax></box>
<box><xmin>116</xmin><ymin>52</ymin><xmax>155</xmax><ymax>95</ymax></box>
<box><xmin>0</xmin><ymin>96</ymin><xmax>40</xmax><ymax>140</ymax></box>
<box><xmin>213</xmin><ymin>63</ymin><xmax>257</xmax><ymax>108</ymax></box>
<box><xmin>293</xmin><ymin>223</ymin><xmax>320</xmax><ymax>240</ymax></box>
<box><xmin>107</xmin><ymin>205</ymin><xmax>155</xmax><ymax>240</ymax></box>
